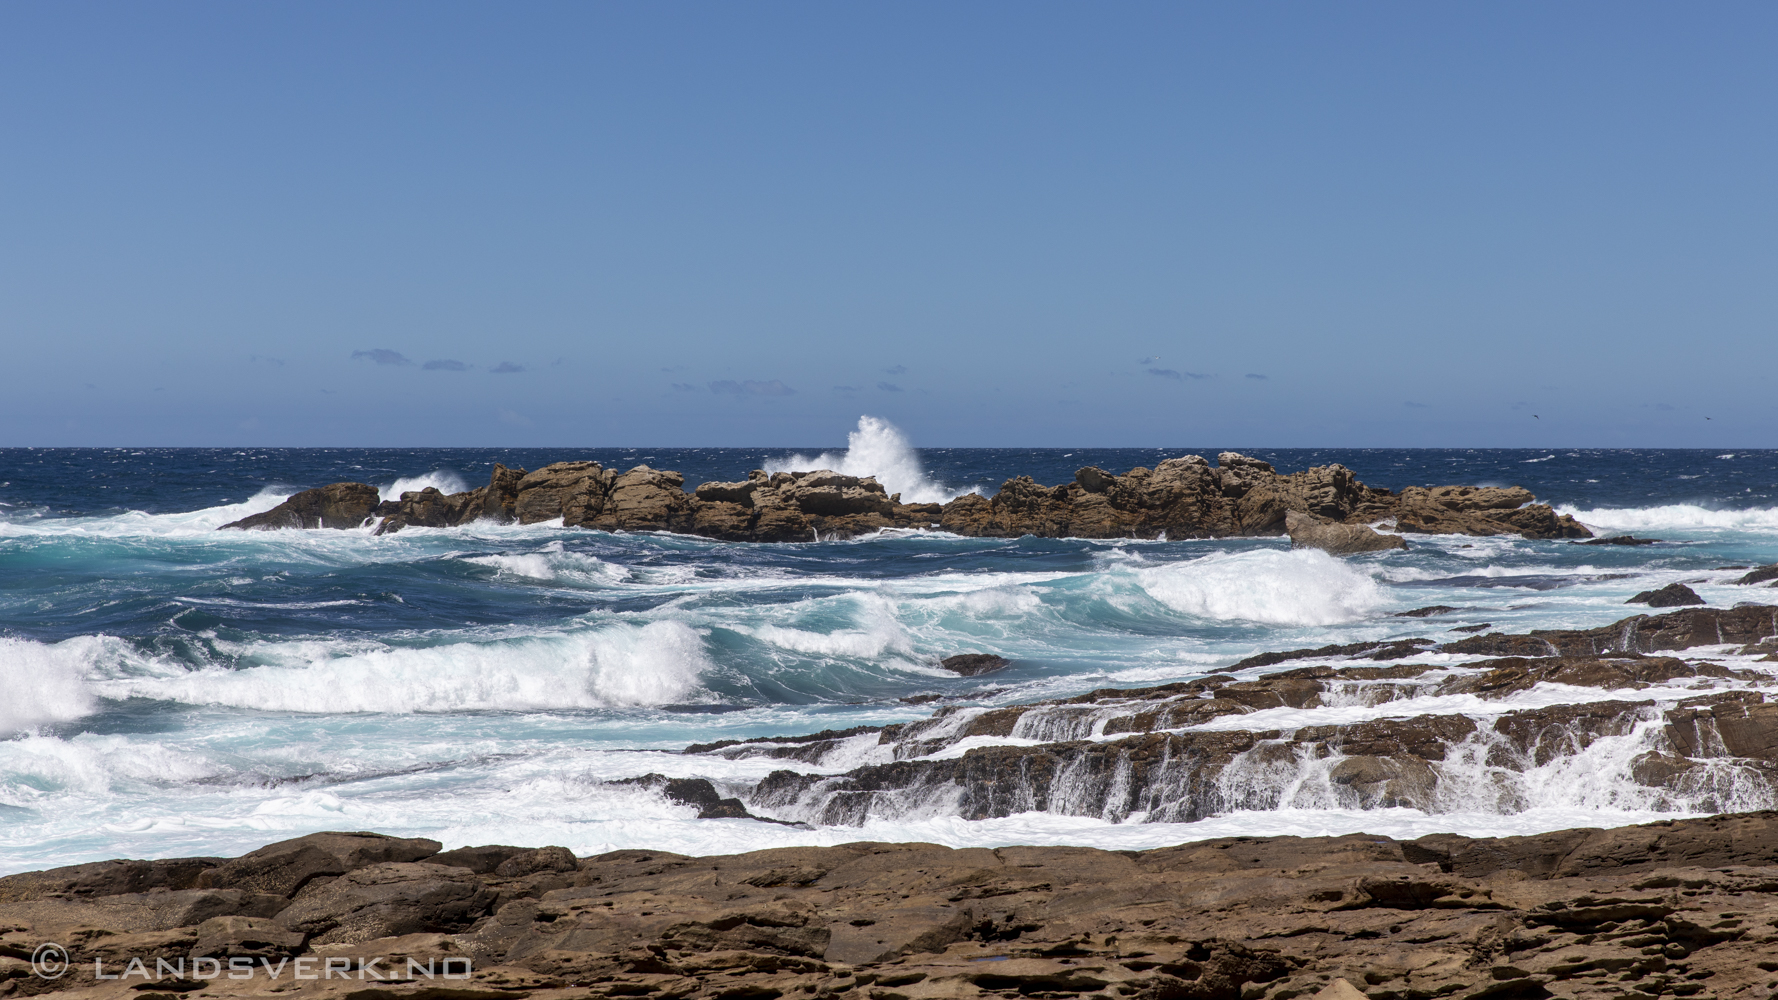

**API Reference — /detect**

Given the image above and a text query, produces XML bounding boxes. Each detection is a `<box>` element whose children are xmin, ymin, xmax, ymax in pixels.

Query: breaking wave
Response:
<box><xmin>766</xmin><ymin>415</ymin><xmax>969</xmax><ymax>505</ymax></box>
<box><xmin>1136</xmin><ymin>549</ymin><xmax>1388</xmax><ymax>625</ymax></box>
<box><xmin>1561</xmin><ymin>503</ymin><xmax>1778</xmax><ymax>533</ymax></box>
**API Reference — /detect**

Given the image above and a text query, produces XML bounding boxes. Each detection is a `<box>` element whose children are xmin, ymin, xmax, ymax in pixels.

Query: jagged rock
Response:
<box><xmin>371</xmin><ymin>485</ymin><xmax>486</xmax><ymax>534</ymax></box>
<box><xmin>218</xmin><ymin>483</ymin><xmax>382</xmax><ymax>530</ymax></box>
<box><xmin>588</xmin><ymin>465</ymin><xmax>694</xmax><ymax>531</ymax></box>
<box><xmin>1628</xmin><ymin>582</ymin><xmax>1706</xmax><ymax>607</ymax></box>
<box><xmin>1392</xmin><ymin>486</ymin><xmax>1590</xmax><ymax>540</ymax></box>
<box><xmin>1230</xmin><ymin>638</ymin><xmax>1434</xmax><ymax>670</ymax></box>
<box><xmin>1441</xmin><ymin>604</ymin><xmax>1778</xmax><ymax>657</ymax></box>
<box><xmin>193</xmin><ymin>831</ymin><xmax>442</xmax><ymax>898</ymax></box>
<box><xmin>515</xmin><ymin>461</ymin><xmax>611</xmax><ymax>525</ymax></box>
<box><xmin>1574</xmin><ymin>535</ymin><xmax>1660</xmax><ymax>546</ymax></box>
<box><xmin>1285</xmin><ymin>510</ymin><xmax>1407</xmax><ymax>555</ymax></box>
<box><xmin>481</xmin><ymin>462</ymin><xmax>526</xmax><ymax>521</ymax></box>
<box><xmin>1736</xmin><ymin>563</ymin><xmax>1778</xmax><ymax>585</ymax></box>
<box><xmin>620</xmin><ymin>774</ymin><xmax>764</xmax><ymax>820</ymax></box>
<box><xmin>222</xmin><ymin>455</ymin><xmax>1582</xmax><ymax>543</ymax></box>
<box><xmin>940</xmin><ymin>653</ymin><xmax>1009</xmax><ymax>676</ymax></box>
<box><xmin>1395</xmin><ymin>605</ymin><xmax>1458</xmax><ymax>617</ymax></box>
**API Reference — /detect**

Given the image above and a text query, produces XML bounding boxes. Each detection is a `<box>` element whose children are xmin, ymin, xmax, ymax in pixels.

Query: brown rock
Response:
<box><xmin>939</xmin><ymin>653</ymin><xmax>1009</xmax><ymax>676</ymax></box>
<box><xmin>218</xmin><ymin>483</ymin><xmax>382</xmax><ymax>531</ymax></box>
<box><xmin>1285</xmin><ymin>510</ymin><xmax>1407</xmax><ymax>555</ymax></box>
<box><xmin>514</xmin><ymin>461</ymin><xmax>610</xmax><ymax>525</ymax></box>
<box><xmin>194</xmin><ymin>831</ymin><xmax>442</xmax><ymax>898</ymax></box>
<box><xmin>590</xmin><ymin>465</ymin><xmax>694</xmax><ymax>531</ymax></box>
<box><xmin>274</xmin><ymin>862</ymin><xmax>496</xmax><ymax>946</ymax></box>
<box><xmin>1628</xmin><ymin>582</ymin><xmax>1706</xmax><ymax>607</ymax></box>
<box><xmin>1734</xmin><ymin>563</ymin><xmax>1778</xmax><ymax>585</ymax></box>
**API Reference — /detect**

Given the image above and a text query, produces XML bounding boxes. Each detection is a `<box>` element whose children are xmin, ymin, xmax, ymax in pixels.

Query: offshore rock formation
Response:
<box><xmin>220</xmin><ymin>453</ymin><xmax>1592</xmax><ymax>541</ymax></box>
<box><xmin>11</xmin><ymin>816</ymin><xmax>1778</xmax><ymax>1000</ymax></box>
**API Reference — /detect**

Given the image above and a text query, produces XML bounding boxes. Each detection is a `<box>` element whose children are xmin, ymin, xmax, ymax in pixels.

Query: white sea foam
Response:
<box><xmin>89</xmin><ymin>621</ymin><xmax>713</xmax><ymax>713</ymax></box>
<box><xmin>1136</xmin><ymin>549</ymin><xmax>1387</xmax><ymax>625</ymax></box>
<box><xmin>1559</xmin><ymin>503</ymin><xmax>1778</xmax><ymax>533</ymax></box>
<box><xmin>465</xmin><ymin>541</ymin><xmax>632</xmax><ymax>586</ymax></box>
<box><xmin>766</xmin><ymin>415</ymin><xmax>969</xmax><ymax>505</ymax></box>
<box><xmin>0</xmin><ymin>489</ymin><xmax>296</xmax><ymax>538</ymax></box>
<box><xmin>0</xmin><ymin>638</ymin><xmax>101</xmax><ymax>735</ymax></box>
<box><xmin>379</xmin><ymin>471</ymin><xmax>470</xmax><ymax>502</ymax></box>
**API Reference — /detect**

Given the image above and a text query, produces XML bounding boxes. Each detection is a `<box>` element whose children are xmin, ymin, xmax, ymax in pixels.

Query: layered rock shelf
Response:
<box><xmin>8</xmin><ymin>605</ymin><xmax>1778</xmax><ymax>1000</ymax></box>
<box><xmin>218</xmin><ymin>453</ymin><xmax>1594</xmax><ymax>542</ymax></box>
<box><xmin>12</xmin><ymin>817</ymin><xmax>1778</xmax><ymax>1000</ymax></box>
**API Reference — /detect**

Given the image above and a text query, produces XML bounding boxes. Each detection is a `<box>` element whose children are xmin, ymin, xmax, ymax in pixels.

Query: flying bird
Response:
<box><xmin>1533</xmin><ymin>415</ymin><xmax>1540</xmax><ymax>419</ymax></box>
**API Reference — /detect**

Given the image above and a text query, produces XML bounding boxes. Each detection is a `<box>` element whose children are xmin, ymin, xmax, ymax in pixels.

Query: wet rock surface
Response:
<box><xmin>12</xmin><ymin>815</ymin><xmax>1778</xmax><ymax>1000</ymax></box>
<box><xmin>217</xmin><ymin>453</ymin><xmax>1592</xmax><ymax>542</ymax></box>
<box><xmin>1629</xmin><ymin>584</ymin><xmax>1707</xmax><ymax>608</ymax></box>
<box><xmin>8</xmin><ymin>604</ymin><xmax>1778</xmax><ymax>1000</ymax></box>
<box><xmin>218</xmin><ymin>483</ymin><xmax>382</xmax><ymax>531</ymax></box>
<box><xmin>619</xmin><ymin>603</ymin><xmax>1778</xmax><ymax>848</ymax></box>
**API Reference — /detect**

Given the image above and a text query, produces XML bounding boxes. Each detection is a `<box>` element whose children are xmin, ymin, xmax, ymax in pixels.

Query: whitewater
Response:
<box><xmin>1</xmin><ymin>424</ymin><xmax>1775</xmax><ymax>874</ymax></box>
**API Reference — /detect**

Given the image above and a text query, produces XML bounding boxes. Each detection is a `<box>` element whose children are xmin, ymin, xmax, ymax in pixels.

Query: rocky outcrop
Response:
<box><xmin>1285</xmin><ymin>510</ymin><xmax>1407</xmax><ymax>555</ymax></box>
<box><xmin>12</xmin><ymin>815</ymin><xmax>1778</xmax><ymax>1000</ymax></box>
<box><xmin>218</xmin><ymin>483</ymin><xmax>382</xmax><ymax>530</ymax></box>
<box><xmin>219</xmin><ymin>453</ymin><xmax>1591</xmax><ymax>542</ymax></box>
<box><xmin>1735</xmin><ymin>564</ymin><xmax>1778</xmax><ymax>586</ymax></box>
<box><xmin>1391</xmin><ymin>485</ymin><xmax>1591</xmax><ymax>539</ymax></box>
<box><xmin>1629</xmin><ymin>582</ymin><xmax>1707</xmax><ymax>607</ymax></box>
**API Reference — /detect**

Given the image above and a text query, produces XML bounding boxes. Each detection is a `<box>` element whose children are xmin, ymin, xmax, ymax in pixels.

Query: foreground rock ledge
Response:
<box><xmin>6</xmin><ymin>814</ymin><xmax>1778</xmax><ymax>1000</ymax></box>
<box><xmin>218</xmin><ymin>453</ymin><xmax>1592</xmax><ymax>542</ymax></box>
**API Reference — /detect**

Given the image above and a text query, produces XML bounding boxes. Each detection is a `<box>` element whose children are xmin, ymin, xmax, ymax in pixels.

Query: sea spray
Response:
<box><xmin>766</xmin><ymin>415</ymin><xmax>969</xmax><ymax>505</ymax></box>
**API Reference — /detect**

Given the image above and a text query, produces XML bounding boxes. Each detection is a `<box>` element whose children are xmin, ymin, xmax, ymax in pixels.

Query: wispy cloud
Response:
<box><xmin>1137</xmin><ymin>356</ymin><xmax>1161</xmax><ymax>365</ymax></box>
<box><xmin>877</xmin><ymin>381</ymin><xmax>904</xmax><ymax>392</ymax></box>
<box><xmin>671</xmin><ymin>382</ymin><xmax>699</xmax><ymax>392</ymax></box>
<box><xmin>491</xmin><ymin>362</ymin><xmax>525</xmax><ymax>374</ymax></box>
<box><xmin>424</xmin><ymin>359</ymin><xmax>468</xmax><ymax>371</ymax></box>
<box><xmin>884</xmin><ymin>365</ymin><xmax>907</xmax><ymax>375</ymax></box>
<box><xmin>250</xmin><ymin>355</ymin><xmax>286</xmax><ymax>367</ymax></box>
<box><xmin>1147</xmin><ymin>368</ymin><xmax>1181</xmax><ymax>380</ymax></box>
<box><xmin>1244</xmin><ymin>373</ymin><xmax>1267</xmax><ymax>380</ymax></box>
<box><xmin>352</xmin><ymin>349</ymin><xmax>412</xmax><ymax>366</ymax></box>
<box><xmin>710</xmin><ymin>379</ymin><xmax>795</xmax><ymax>396</ymax></box>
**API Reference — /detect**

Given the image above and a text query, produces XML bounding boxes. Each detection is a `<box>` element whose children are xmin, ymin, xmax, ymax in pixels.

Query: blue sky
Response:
<box><xmin>2</xmin><ymin>2</ymin><xmax>1774</xmax><ymax>447</ymax></box>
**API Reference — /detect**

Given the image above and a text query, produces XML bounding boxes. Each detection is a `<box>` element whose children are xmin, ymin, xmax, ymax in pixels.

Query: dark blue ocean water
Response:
<box><xmin>2</xmin><ymin>432</ymin><xmax>1775</xmax><ymax>873</ymax></box>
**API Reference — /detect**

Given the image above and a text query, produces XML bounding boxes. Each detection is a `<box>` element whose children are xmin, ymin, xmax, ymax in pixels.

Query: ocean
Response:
<box><xmin>2</xmin><ymin>426</ymin><xmax>1776</xmax><ymax>875</ymax></box>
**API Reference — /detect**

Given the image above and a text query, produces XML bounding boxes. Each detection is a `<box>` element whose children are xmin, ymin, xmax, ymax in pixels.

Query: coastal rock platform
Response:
<box><xmin>9</xmin><ymin>815</ymin><xmax>1778</xmax><ymax>1000</ymax></box>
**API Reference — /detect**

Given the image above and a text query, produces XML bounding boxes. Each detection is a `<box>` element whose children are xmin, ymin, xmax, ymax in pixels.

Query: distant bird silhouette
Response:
<box><xmin>1533</xmin><ymin>415</ymin><xmax>1540</xmax><ymax>419</ymax></box>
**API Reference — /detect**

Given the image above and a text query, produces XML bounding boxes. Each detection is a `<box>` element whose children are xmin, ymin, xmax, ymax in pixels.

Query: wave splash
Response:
<box><xmin>766</xmin><ymin>416</ymin><xmax>968</xmax><ymax>506</ymax></box>
<box><xmin>1137</xmin><ymin>549</ymin><xmax>1388</xmax><ymax>626</ymax></box>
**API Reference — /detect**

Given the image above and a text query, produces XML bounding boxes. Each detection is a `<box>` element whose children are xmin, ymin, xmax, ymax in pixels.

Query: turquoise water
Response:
<box><xmin>2</xmin><ymin>436</ymin><xmax>1776</xmax><ymax>872</ymax></box>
